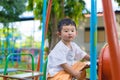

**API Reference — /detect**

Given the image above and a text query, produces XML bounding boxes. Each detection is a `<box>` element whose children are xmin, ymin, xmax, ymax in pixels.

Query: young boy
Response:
<box><xmin>47</xmin><ymin>18</ymin><xmax>90</xmax><ymax>80</ymax></box>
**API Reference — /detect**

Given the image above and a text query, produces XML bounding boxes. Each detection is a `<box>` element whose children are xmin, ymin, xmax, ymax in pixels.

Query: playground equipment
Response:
<box><xmin>39</xmin><ymin>0</ymin><xmax>47</xmax><ymax>80</ymax></box>
<box><xmin>26</xmin><ymin>0</ymin><xmax>120</xmax><ymax>80</ymax></box>
<box><xmin>98</xmin><ymin>0</ymin><xmax>120</xmax><ymax>80</ymax></box>
<box><xmin>0</xmin><ymin>53</ymin><xmax>43</xmax><ymax>80</ymax></box>
<box><xmin>2</xmin><ymin>0</ymin><xmax>120</xmax><ymax>80</ymax></box>
<box><xmin>36</xmin><ymin>0</ymin><xmax>52</xmax><ymax>80</ymax></box>
<box><xmin>98</xmin><ymin>44</ymin><xmax>112</xmax><ymax>80</ymax></box>
<box><xmin>0</xmin><ymin>0</ymin><xmax>50</xmax><ymax>80</ymax></box>
<box><xmin>90</xmin><ymin>0</ymin><xmax>97</xmax><ymax>80</ymax></box>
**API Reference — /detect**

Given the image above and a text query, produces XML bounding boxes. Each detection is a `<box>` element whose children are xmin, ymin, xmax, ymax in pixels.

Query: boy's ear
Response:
<box><xmin>56</xmin><ymin>31</ymin><xmax>61</xmax><ymax>36</ymax></box>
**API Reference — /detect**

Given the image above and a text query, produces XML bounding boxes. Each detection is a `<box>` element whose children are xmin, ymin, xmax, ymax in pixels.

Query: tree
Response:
<box><xmin>0</xmin><ymin>0</ymin><xmax>27</xmax><ymax>23</ymax></box>
<box><xmin>27</xmin><ymin>0</ymin><xmax>88</xmax><ymax>51</ymax></box>
<box><xmin>0</xmin><ymin>0</ymin><xmax>27</xmax><ymax>55</ymax></box>
<box><xmin>115</xmin><ymin>0</ymin><xmax>120</xmax><ymax>6</ymax></box>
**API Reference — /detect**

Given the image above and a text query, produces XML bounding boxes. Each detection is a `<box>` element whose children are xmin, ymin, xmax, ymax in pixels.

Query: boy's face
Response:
<box><xmin>58</xmin><ymin>25</ymin><xmax>77</xmax><ymax>42</ymax></box>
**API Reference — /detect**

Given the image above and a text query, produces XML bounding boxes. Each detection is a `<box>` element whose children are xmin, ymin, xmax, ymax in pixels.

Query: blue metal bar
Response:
<box><xmin>90</xmin><ymin>0</ymin><xmax>97</xmax><ymax>80</ymax></box>
<box><xmin>39</xmin><ymin>0</ymin><xmax>47</xmax><ymax>80</ymax></box>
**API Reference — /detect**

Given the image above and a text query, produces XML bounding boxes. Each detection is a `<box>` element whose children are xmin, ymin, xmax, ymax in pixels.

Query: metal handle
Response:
<box><xmin>4</xmin><ymin>53</ymin><xmax>34</xmax><ymax>75</ymax></box>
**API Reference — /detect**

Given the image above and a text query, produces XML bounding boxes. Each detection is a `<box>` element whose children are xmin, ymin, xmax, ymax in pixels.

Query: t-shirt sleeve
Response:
<box><xmin>48</xmin><ymin>48</ymin><xmax>67</xmax><ymax>67</ymax></box>
<box><xmin>74</xmin><ymin>43</ymin><xmax>87</xmax><ymax>60</ymax></box>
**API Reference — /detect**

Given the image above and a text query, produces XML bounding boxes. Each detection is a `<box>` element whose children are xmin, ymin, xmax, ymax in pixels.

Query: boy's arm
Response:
<box><xmin>61</xmin><ymin>63</ymin><xmax>81</xmax><ymax>79</ymax></box>
<box><xmin>83</xmin><ymin>54</ymin><xmax>90</xmax><ymax>61</ymax></box>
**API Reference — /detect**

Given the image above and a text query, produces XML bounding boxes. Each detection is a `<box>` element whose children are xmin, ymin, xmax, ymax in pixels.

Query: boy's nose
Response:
<box><xmin>68</xmin><ymin>31</ymin><xmax>72</xmax><ymax>34</ymax></box>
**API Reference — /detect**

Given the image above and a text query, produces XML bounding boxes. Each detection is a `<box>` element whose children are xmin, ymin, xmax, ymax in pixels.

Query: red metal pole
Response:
<box><xmin>35</xmin><ymin>55</ymin><xmax>40</xmax><ymax>80</ymax></box>
<box><xmin>102</xmin><ymin>0</ymin><xmax>120</xmax><ymax>80</ymax></box>
<box><xmin>35</xmin><ymin>1</ymin><xmax>52</xmax><ymax>80</ymax></box>
<box><xmin>45</xmin><ymin>0</ymin><xmax>52</xmax><ymax>36</ymax></box>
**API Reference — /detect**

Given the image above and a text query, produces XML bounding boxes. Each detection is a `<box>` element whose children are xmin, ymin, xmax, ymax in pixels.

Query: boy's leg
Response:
<box><xmin>47</xmin><ymin>62</ymin><xmax>87</xmax><ymax>80</ymax></box>
<box><xmin>47</xmin><ymin>71</ymin><xmax>72</xmax><ymax>80</ymax></box>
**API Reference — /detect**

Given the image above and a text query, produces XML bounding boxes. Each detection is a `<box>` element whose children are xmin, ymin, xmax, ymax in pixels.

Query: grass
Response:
<box><xmin>0</xmin><ymin>59</ymin><xmax>38</xmax><ymax>80</ymax></box>
<box><xmin>86</xmin><ymin>68</ymin><xmax>90</xmax><ymax>78</ymax></box>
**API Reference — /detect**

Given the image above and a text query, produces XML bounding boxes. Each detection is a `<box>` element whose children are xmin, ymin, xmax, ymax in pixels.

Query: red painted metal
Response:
<box><xmin>35</xmin><ymin>0</ymin><xmax>52</xmax><ymax>80</ymax></box>
<box><xmin>35</xmin><ymin>55</ymin><xmax>40</xmax><ymax>80</ymax></box>
<box><xmin>98</xmin><ymin>44</ymin><xmax>112</xmax><ymax>80</ymax></box>
<box><xmin>45</xmin><ymin>0</ymin><xmax>52</xmax><ymax>36</ymax></box>
<box><xmin>99</xmin><ymin>0</ymin><xmax>120</xmax><ymax>80</ymax></box>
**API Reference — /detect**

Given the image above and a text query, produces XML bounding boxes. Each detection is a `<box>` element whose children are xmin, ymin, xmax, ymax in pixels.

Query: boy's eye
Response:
<box><xmin>65</xmin><ymin>31</ymin><xmax>68</xmax><ymax>32</ymax></box>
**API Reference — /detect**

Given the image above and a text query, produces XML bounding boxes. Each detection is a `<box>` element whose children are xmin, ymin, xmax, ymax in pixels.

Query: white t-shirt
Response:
<box><xmin>47</xmin><ymin>40</ymin><xmax>87</xmax><ymax>77</ymax></box>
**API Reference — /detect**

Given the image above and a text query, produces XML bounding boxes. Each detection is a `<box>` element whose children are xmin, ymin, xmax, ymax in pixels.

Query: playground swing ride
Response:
<box><xmin>0</xmin><ymin>0</ymin><xmax>120</xmax><ymax>80</ymax></box>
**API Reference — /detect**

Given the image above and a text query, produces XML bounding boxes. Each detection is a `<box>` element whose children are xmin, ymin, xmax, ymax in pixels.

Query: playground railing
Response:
<box><xmin>4</xmin><ymin>53</ymin><xmax>34</xmax><ymax>75</ymax></box>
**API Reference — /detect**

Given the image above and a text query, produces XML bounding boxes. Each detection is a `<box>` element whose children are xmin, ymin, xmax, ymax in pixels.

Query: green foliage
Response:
<box><xmin>27</xmin><ymin>0</ymin><xmax>88</xmax><ymax>50</ymax></box>
<box><xmin>0</xmin><ymin>0</ymin><xmax>27</xmax><ymax>55</ymax></box>
<box><xmin>20</xmin><ymin>36</ymin><xmax>41</xmax><ymax>48</ymax></box>
<box><xmin>0</xmin><ymin>0</ymin><xmax>27</xmax><ymax>23</ymax></box>
<box><xmin>0</xmin><ymin>27</ymin><xmax>21</xmax><ymax>56</ymax></box>
<box><xmin>0</xmin><ymin>27</ymin><xmax>19</xmax><ymax>37</ymax></box>
<box><xmin>115</xmin><ymin>0</ymin><xmax>120</xmax><ymax>6</ymax></box>
<box><xmin>27</xmin><ymin>0</ymin><xmax>87</xmax><ymax>23</ymax></box>
<box><xmin>64</xmin><ymin>0</ymin><xmax>86</xmax><ymax>23</ymax></box>
<box><xmin>27</xmin><ymin>0</ymin><xmax>43</xmax><ymax>20</ymax></box>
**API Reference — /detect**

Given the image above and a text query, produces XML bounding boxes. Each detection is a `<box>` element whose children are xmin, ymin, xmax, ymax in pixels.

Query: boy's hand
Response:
<box><xmin>74</xmin><ymin>71</ymin><xmax>81</xmax><ymax>79</ymax></box>
<box><xmin>74</xmin><ymin>70</ymin><xmax>86</xmax><ymax>80</ymax></box>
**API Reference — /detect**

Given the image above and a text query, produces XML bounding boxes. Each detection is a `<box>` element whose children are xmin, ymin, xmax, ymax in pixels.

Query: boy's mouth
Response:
<box><xmin>68</xmin><ymin>36</ymin><xmax>73</xmax><ymax>38</ymax></box>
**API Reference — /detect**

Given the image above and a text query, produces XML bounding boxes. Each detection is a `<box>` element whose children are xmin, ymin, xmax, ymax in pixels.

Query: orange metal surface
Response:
<box><xmin>35</xmin><ymin>0</ymin><xmax>52</xmax><ymax>80</ymax></box>
<box><xmin>35</xmin><ymin>55</ymin><xmax>40</xmax><ymax>80</ymax></box>
<box><xmin>98</xmin><ymin>44</ymin><xmax>112</xmax><ymax>80</ymax></box>
<box><xmin>101</xmin><ymin>0</ymin><xmax>120</xmax><ymax>80</ymax></box>
<box><xmin>45</xmin><ymin>0</ymin><xmax>52</xmax><ymax>36</ymax></box>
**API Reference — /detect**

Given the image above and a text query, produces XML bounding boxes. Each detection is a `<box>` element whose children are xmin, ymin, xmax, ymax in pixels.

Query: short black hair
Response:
<box><xmin>57</xmin><ymin>18</ymin><xmax>77</xmax><ymax>32</ymax></box>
